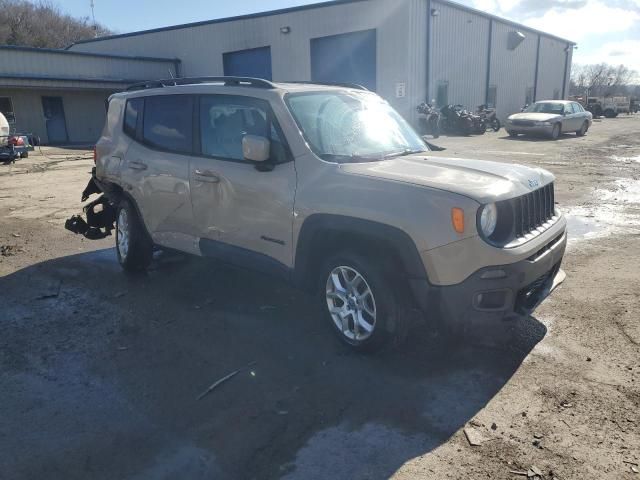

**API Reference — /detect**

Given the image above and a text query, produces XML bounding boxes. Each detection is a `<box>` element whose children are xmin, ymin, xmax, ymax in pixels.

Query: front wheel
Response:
<box><xmin>550</xmin><ymin>123</ymin><xmax>561</xmax><ymax>140</ymax></box>
<box><xmin>320</xmin><ymin>252</ymin><xmax>403</xmax><ymax>352</ymax></box>
<box><xmin>576</xmin><ymin>121</ymin><xmax>588</xmax><ymax>137</ymax></box>
<box><xmin>491</xmin><ymin>119</ymin><xmax>501</xmax><ymax>132</ymax></box>
<box><xmin>116</xmin><ymin>200</ymin><xmax>153</xmax><ymax>272</ymax></box>
<box><xmin>507</xmin><ymin>130</ymin><xmax>518</xmax><ymax>137</ymax></box>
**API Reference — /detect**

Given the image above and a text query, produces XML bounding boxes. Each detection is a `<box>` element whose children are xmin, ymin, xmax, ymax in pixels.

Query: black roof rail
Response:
<box><xmin>126</xmin><ymin>76</ymin><xmax>276</xmax><ymax>92</ymax></box>
<box><xmin>284</xmin><ymin>81</ymin><xmax>369</xmax><ymax>91</ymax></box>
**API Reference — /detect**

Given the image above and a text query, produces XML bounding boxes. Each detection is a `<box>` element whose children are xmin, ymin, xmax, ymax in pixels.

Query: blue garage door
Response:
<box><xmin>223</xmin><ymin>46</ymin><xmax>273</xmax><ymax>80</ymax></box>
<box><xmin>311</xmin><ymin>29</ymin><xmax>377</xmax><ymax>91</ymax></box>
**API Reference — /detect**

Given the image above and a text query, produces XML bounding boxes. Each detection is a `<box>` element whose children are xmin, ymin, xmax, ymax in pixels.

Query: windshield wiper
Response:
<box><xmin>382</xmin><ymin>148</ymin><xmax>427</xmax><ymax>159</ymax></box>
<box><xmin>319</xmin><ymin>149</ymin><xmax>426</xmax><ymax>163</ymax></box>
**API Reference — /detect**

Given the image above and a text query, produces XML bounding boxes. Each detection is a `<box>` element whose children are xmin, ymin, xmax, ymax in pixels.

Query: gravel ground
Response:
<box><xmin>0</xmin><ymin>116</ymin><xmax>638</xmax><ymax>480</ymax></box>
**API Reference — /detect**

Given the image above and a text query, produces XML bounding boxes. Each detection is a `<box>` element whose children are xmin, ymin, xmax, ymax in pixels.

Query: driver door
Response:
<box><xmin>189</xmin><ymin>94</ymin><xmax>296</xmax><ymax>277</ymax></box>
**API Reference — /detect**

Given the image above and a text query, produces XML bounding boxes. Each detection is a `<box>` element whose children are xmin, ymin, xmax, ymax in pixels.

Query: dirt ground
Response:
<box><xmin>0</xmin><ymin>116</ymin><xmax>638</xmax><ymax>480</ymax></box>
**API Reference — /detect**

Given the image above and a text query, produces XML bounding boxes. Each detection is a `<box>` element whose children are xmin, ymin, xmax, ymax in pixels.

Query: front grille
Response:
<box><xmin>512</xmin><ymin>120</ymin><xmax>535</xmax><ymax>127</ymax></box>
<box><xmin>512</xmin><ymin>183</ymin><xmax>555</xmax><ymax>238</ymax></box>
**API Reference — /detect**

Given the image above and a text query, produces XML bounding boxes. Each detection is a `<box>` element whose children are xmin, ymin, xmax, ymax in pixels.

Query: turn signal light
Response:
<box><xmin>451</xmin><ymin>208</ymin><xmax>465</xmax><ymax>234</ymax></box>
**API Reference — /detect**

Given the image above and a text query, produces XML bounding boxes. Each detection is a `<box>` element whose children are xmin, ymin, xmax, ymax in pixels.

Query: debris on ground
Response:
<box><xmin>1</xmin><ymin>245</ymin><xmax>23</xmax><ymax>256</ymax></box>
<box><xmin>463</xmin><ymin>427</ymin><xmax>485</xmax><ymax>446</ymax></box>
<box><xmin>196</xmin><ymin>361</ymin><xmax>257</xmax><ymax>401</ymax></box>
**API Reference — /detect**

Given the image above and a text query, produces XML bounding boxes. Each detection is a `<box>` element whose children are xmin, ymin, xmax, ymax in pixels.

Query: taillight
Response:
<box><xmin>93</xmin><ymin>146</ymin><xmax>97</xmax><ymax>164</ymax></box>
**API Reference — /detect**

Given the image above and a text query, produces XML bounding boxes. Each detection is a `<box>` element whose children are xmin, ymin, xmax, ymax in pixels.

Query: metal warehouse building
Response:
<box><xmin>1</xmin><ymin>0</ymin><xmax>573</xmax><ymax>144</ymax></box>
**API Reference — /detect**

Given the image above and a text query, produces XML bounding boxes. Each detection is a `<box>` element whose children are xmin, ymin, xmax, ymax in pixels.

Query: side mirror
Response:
<box><xmin>243</xmin><ymin>135</ymin><xmax>270</xmax><ymax>162</ymax></box>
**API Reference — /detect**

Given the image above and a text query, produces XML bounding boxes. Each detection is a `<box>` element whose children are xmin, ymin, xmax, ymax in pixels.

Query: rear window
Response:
<box><xmin>123</xmin><ymin>98</ymin><xmax>142</xmax><ymax>139</ymax></box>
<box><xmin>142</xmin><ymin>95</ymin><xmax>193</xmax><ymax>154</ymax></box>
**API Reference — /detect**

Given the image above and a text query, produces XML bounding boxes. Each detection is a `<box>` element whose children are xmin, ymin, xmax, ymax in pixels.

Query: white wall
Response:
<box><xmin>0</xmin><ymin>88</ymin><xmax>112</xmax><ymax>144</ymax></box>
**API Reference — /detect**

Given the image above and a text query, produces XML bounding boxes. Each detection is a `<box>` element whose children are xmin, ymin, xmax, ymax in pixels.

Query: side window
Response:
<box><xmin>142</xmin><ymin>95</ymin><xmax>193</xmax><ymax>154</ymax></box>
<box><xmin>123</xmin><ymin>98</ymin><xmax>142</xmax><ymax>139</ymax></box>
<box><xmin>574</xmin><ymin>103</ymin><xmax>584</xmax><ymax>112</ymax></box>
<box><xmin>199</xmin><ymin>95</ymin><xmax>288</xmax><ymax>163</ymax></box>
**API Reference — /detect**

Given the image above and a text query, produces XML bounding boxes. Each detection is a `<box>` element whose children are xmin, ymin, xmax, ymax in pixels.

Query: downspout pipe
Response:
<box><xmin>485</xmin><ymin>19</ymin><xmax>493</xmax><ymax>105</ymax></box>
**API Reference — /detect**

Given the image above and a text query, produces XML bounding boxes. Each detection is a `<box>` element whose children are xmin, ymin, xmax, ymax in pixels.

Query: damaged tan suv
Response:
<box><xmin>66</xmin><ymin>77</ymin><xmax>567</xmax><ymax>351</ymax></box>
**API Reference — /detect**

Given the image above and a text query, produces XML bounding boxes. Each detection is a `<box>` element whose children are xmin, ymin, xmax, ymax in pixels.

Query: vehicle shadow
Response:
<box><xmin>0</xmin><ymin>248</ymin><xmax>547</xmax><ymax>480</ymax></box>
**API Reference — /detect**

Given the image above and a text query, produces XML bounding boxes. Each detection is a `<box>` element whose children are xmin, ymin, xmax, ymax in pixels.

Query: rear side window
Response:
<box><xmin>142</xmin><ymin>95</ymin><xmax>193</xmax><ymax>154</ymax></box>
<box><xmin>123</xmin><ymin>98</ymin><xmax>142</xmax><ymax>139</ymax></box>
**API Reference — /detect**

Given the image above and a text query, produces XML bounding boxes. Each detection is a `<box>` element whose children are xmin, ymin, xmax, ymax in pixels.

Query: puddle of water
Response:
<box><xmin>564</xmin><ymin>178</ymin><xmax>640</xmax><ymax>244</ymax></box>
<box><xmin>611</xmin><ymin>155</ymin><xmax>640</xmax><ymax>163</ymax></box>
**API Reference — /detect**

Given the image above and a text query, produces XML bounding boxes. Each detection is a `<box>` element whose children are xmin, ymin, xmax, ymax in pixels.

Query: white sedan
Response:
<box><xmin>505</xmin><ymin>100</ymin><xmax>593</xmax><ymax>140</ymax></box>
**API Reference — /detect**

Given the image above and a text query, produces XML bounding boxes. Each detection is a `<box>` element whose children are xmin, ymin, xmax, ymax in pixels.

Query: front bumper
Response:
<box><xmin>506</xmin><ymin>123</ymin><xmax>554</xmax><ymax>136</ymax></box>
<box><xmin>409</xmin><ymin>229</ymin><xmax>567</xmax><ymax>336</ymax></box>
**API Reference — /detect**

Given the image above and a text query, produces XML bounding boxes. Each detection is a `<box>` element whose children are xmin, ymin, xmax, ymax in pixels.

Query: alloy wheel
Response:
<box><xmin>325</xmin><ymin>266</ymin><xmax>377</xmax><ymax>341</ymax></box>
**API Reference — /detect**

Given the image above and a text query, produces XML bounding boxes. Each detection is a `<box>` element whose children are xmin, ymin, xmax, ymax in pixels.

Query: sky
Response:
<box><xmin>59</xmin><ymin>0</ymin><xmax>640</xmax><ymax>72</ymax></box>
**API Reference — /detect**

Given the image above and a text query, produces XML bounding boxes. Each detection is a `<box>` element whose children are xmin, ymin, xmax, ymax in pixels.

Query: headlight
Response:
<box><xmin>534</xmin><ymin>121</ymin><xmax>552</xmax><ymax>126</ymax></box>
<box><xmin>479</xmin><ymin>203</ymin><xmax>498</xmax><ymax>237</ymax></box>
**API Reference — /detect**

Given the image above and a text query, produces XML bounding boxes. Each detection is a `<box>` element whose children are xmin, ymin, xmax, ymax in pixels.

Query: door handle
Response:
<box><xmin>194</xmin><ymin>169</ymin><xmax>220</xmax><ymax>183</ymax></box>
<box><xmin>128</xmin><ymin>161</ymin><xmax>148</xmax><ymax>171</ymax></box>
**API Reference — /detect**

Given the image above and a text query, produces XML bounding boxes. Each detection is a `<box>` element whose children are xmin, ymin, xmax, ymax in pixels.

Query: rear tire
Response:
<box><xmin>492</xmin><ymin>119</ymin><xmax>501</xmax><ymax>132</ymax></box>
<box><xmin>116</xmin><ymin>200</ymin><xmax>153</xmax><ymax>272</ymax></box>
<box><xmin>550</xmin><ymin>123</ymin><xmax>561</xmax><ymax>140</ymax></box>
<box><xmin>576</xmin><ymin>121</ymin><xmax>588</xmax><ymax>137</ymax></box>
<box><xmin>319</xmin><ymin>251</ymin><xmax>404</xmax><ymax>352</ymax></box>
<box><xmin>604</xmin><ymin>109</ymin><xmax>616</xmax><ymax>118</ymax></box>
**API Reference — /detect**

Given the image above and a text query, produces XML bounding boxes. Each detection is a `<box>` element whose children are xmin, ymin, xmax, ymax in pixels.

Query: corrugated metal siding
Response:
<box><xmin>536</xmin><ymin>36</ymin><xmax>569</xmax><ymax>101</ymax></box>
<box><xmin>0</xmin><ymin>49</ymin><xmax>176</xmax><ymax>82</ymax></box>
<box><xmin>0</xmin><ymin>88</ymin><xmax>111</xmax><ymax>144</ymax></box>
<box><xmin>489</xmin><ymin>22</ymin><xmax>538</xmax><ymax>120</ymax></box>
<box><xmin>70</xmin><ymin>0</ymin><xmax>426</xmax><ymax>122</ymax></box>
<box><xmin>67</xmin><ymin>0</ymin><xmax>570</xmax><ymax>126</ymax></box>
<box><xmin>430</xmin><ymin>0</ymin><xmax>490</xmax><ymax>110</ymax></box>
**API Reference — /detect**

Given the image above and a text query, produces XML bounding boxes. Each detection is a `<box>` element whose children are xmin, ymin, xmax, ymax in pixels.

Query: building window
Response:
<box><xmin>487</xmin><ymin>85</ymin><xmax>497</xmax><ymax>108</ymax></box>
<box><xmin>436</xmin><ymin>82</ymin><xmax>449</xmax><ymax>107</ymax></box>
<box><xmin>525</xmin><ymin>87</ymin><xmax>534</xmax><ymax>106</ymax></box>
<box><xmin>142</xmin><ymin>95</ymin><xmax>194</xmax><ymax>154</ymax></box>
<box><xmin>0</xmin><ymin>97</ymin><xmax>15</xmax><ymax>124</ymax></box>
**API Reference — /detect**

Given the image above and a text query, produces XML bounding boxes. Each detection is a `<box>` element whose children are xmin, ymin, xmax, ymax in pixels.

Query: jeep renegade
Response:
<box><xmin>66</xmin><ymin>77</ymin><xmax>567</xmax><ymax>351</ymax></box>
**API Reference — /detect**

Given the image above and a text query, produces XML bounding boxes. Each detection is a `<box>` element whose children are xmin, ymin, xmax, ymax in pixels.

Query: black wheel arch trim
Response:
<box><xmin>293</xmin><ymin>214</ymin><xmax>429</xmax><ymax>289</ymax></box>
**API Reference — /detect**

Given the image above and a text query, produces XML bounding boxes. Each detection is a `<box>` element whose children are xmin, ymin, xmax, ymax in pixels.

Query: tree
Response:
<box><xmin>0</xmin><ymin>0</ymin><xmax>112</xmax><ymax>49</ymax></box>
<box><xmin>571</xmin><ymin>63</ymin><xmax>639</xmax><ymax>97</ymax></box>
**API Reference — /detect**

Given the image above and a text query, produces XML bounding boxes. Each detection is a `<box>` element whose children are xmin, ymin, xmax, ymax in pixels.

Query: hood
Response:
<box><xmin>339</xmin><ymin>155</ymin><xmax>554</xmax><ymax>204</ymax></box>
<box><xmin>508</xmin><ymin>112</ymin><xmax>562</xmax><ymax>122</ymax></box>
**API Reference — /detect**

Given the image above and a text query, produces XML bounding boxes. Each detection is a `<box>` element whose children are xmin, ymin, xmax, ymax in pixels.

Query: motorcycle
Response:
<box><xmin>416</xmin><ymin>102</ymin><xmax>440</xmax><ymax>138</ymax></box>
<box><xmin>476</xmin><ymin>104</ymin><xmax>501</xmax><ymax>132</ymax></box>
<box><xmin>439</xmin><ymin>104</ymin><xmax>475</xmax><ymax>136</ymax></box>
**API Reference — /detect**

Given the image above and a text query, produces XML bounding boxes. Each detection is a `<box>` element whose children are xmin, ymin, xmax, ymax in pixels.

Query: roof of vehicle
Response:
<box><xmin>534</xmin><ymin>100</ymin><xmax>574</xmax><ymax>104</ymax></box>
<box><xmin>115</xmin><ymin>77</ymin><xmax>372</xmax><ymax>98</ymax></box>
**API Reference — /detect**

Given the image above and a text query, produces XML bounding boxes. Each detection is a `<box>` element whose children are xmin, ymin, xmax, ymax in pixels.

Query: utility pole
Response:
<box><xmin>90</xmin><ymin>0</ymin><xmax>97</xmax><ymax>37</ymax></box>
